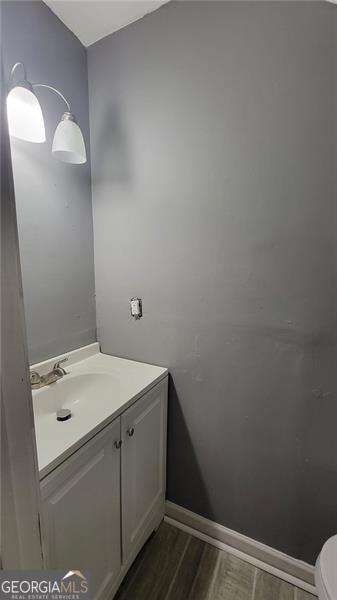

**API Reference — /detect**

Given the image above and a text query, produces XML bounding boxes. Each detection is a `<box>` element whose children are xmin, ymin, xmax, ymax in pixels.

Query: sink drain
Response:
<box><xmin>56</xmin><ymin>408</ymin><xmax>72</xmax><ymax>422</ymax></box>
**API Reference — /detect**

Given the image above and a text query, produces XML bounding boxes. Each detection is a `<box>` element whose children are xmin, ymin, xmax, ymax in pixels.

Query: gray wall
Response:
<box><xmin>2</xmin><ymin>0</ymin><xmax>96</xmax><ymax>364</ymax></box>
<box><xmin>88</xmin><ymin>1</ymin><xmax>337</xmax><ymax>563</ymax></box>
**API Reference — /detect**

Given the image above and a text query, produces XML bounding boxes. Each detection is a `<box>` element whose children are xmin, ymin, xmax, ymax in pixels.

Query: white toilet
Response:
<box><xmin>315</xmin><ymin>535</ymin><xmax>337</xmax><ymax>600</ymax></box>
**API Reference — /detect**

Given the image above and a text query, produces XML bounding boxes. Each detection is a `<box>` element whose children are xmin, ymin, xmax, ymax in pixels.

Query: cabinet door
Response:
<box><xmin>121</xmin><ymin>377</ymin><xmax>168</xmax><ymax>563</ymax></box>
<box><xmin>41</xmin><ymin>419</ymin><xmax>121</xmax><ymax>600</ymax></box>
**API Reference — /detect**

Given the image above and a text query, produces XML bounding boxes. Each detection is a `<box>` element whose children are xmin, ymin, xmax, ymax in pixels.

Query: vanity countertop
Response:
<box><xmin>32</xmin><ymin>343</ymin><xmax>168</xmax><ymax>479</ymax></box>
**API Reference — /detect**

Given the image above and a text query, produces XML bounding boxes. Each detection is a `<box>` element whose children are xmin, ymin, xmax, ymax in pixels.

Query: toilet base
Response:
<box><xmin>315</xmin><ymin>554</ymin><xmax>331</xmax><ymax>600</ymax></box>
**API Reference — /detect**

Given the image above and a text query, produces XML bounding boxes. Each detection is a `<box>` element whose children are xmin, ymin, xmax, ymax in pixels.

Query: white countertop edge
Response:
<box><xmin>31</xmin><ymin>342</ymin><xmax>101</xmax><ymax>375</ymax></box>
<box><xmin>38</xmin><ymin>368</ymin><xmax>169</xmax><ymax>480</ymax></box>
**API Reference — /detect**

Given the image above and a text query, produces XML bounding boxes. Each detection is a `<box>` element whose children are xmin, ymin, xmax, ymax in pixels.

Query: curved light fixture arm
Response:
<box><xmin>32</xmin><ymin>83</ymin><xmax>71</xmax><ymax>112</ymax></box>
<box><xmin>9</xmin><ymin>61</ymin><xmax>27</xmax><ymax>84</ymax></box>
<box><xmin>8</xmin><ymin>63</ymin><xmax>71</xmax><ymax>112</ymax></box>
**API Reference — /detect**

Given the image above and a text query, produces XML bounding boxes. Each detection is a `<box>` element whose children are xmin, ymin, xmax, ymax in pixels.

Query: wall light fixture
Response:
<box><xmin>7</xmin><ymin>62</ymin><xmax>86</xmax><ymax>165</ymax></box>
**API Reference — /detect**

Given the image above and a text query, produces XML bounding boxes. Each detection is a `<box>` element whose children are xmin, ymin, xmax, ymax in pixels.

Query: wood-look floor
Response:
<box><xmin>115</xmin><ymin>522</ymin><xmax>317</xmax><ymax>600</ymax></box>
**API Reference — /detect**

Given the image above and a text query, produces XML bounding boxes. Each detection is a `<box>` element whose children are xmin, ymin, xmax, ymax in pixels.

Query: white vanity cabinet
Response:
<box><xmin>121</xmin><ymin>379</ymin><xmax>167</xmax><ymax>564</ymax></box>
<box><xmin>40</xmin><ymin>376</ymin><xmax>168</xmax><ymax>600</ymax></box>
<box><xmin>40</xmin><ymin>418</ymin><xmax>121</xmax><ymax>600</ymax></box>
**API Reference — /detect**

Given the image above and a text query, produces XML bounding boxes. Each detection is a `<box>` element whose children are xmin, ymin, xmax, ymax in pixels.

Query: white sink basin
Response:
<box><xmin>34</xmin><ymin>372</ymin><xmax>120</xmax><ymax>419</ymax></box>
<box><xmin>32</xmin><ymin>343</ymin><xmax>167</xmax><ymax>478</ymax></box>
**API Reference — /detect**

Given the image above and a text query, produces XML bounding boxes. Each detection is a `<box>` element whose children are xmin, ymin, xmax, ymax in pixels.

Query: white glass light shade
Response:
<box><xmin>7</xmin><ymin>83</ymin><xmax>46</xmax><ymax>143</ymax></box>
<box><xmin>52</xmin><ymin>113</ymin><xmax>86</xmax><ymax>164</ymax></box>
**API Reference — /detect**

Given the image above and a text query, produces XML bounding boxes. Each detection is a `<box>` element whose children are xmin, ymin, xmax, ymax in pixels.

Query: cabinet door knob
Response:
<box><xmin>114</xmin><ymin>440</ymin><xmax>122</xmax><ymax>449</ymax></box>
<box><xmin>127</xmin><ymin>427</ymin><xmax>135</xmax><ymax>437</ymax></box>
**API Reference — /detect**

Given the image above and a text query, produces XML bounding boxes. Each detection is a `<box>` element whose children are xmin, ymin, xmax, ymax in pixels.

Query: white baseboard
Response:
<box><xmin>165</xmin><ymin>501</ymin><xmax>317</xmax><ymax>596</ymax></box>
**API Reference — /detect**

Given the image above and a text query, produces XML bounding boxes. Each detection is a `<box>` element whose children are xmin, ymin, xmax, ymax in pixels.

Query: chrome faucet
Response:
<box><xmin>30</xmin><ymin>357</ymin><xmax>69</xmax><ymax>389</ymax></box>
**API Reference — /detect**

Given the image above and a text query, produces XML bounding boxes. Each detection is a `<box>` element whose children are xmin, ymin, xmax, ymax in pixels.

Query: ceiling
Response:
<box><xmin>44</xmin><ymin>1</ymin><xmax>170</xmax><ymax>47</ymax></box>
